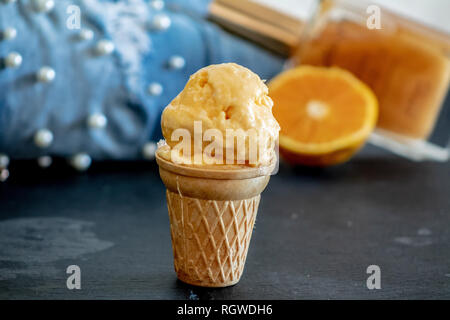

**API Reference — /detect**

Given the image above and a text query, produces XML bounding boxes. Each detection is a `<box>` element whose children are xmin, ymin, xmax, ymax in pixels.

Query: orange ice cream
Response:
<box><xmin>159</xmin><ymin>63</ymin><xmax>279</xmax><ymax>167</ymax></box>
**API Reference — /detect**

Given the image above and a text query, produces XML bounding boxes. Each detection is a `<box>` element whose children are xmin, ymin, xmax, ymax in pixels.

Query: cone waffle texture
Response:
<box><xmin>167</xmin><ymin>190</ymin><xmax>260</xmax><ymax>287</ymax></box>
<box><xmin>156</xmin><ymin>152</ymin><xmax>273</xmax><ymax>287</ymax></box>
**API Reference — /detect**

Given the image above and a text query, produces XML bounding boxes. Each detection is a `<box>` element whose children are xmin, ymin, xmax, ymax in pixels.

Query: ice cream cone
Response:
<box><xmin>156</xmin><ymin>152</ymin><xmax>275</xmax><ymax>287</ymax></box>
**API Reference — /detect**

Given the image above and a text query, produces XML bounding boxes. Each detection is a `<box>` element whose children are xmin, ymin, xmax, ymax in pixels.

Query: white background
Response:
<box><xmin>254</xmin><ymin>0</ymin><xmax>450</xmax><ymax>33</ymax></box>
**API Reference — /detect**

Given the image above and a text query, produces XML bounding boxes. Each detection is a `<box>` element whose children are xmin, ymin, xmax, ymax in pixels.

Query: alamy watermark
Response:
<box><xmin>66</xmin><ymin>264</ymin><xmax>81</xmax><ymax>290</ymax></box>
<box><xmin>366</xmin><ymin>265</ymin><xmax>381</xmax><ymax>290</ymax></box>
<box><xmin>165</xmin><ymin>121</ymin><xmax>278</xmax><ymax>172</ymax></box>
<box><xmin>64</xmin><ymin>4</ymin><xmax>381</xmax><ymax>31</ymax></box>
<box><xmin>66</xmin><ymin>5</ymin><xmax>81</xmax><ymax>30</ymax></box>
<box><xmin>366</xmin><ymin>5</ymin><xmax>382</xmax><ymax>30</ymax></box>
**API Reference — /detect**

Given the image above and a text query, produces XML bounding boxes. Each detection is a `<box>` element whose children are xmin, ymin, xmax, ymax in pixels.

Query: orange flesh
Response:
<box><xmin>271</xmin><ymin>73</ymin><xmax>367</xmax><ymax>144</ymax></box>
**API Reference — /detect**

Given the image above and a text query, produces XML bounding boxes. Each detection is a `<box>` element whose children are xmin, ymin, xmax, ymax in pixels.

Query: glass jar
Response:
<box><xmin>292</xmin><ymin>0</ymin><xmax>450</xmax><ymax>161</ymax></box>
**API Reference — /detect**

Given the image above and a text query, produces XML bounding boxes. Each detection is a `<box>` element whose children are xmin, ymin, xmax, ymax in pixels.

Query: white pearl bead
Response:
<box><xmin>2</xmin><ymin>27</ymin><xmax>17</xmax><ymax>40</ymax></box>
<box><xmin>147</xmin><ymin>82</ymin><xmax>163</xmax><ymax>96</ymax></box>
<box><xmin>37</xmin><ymin>66</ymin><xmax>55</xmax><ymax>83</ymax></box>
<box><xmin>70</xmin><ymin>153</ymin><xmax>91</xmax><ymax>171</ymax></box>
<box><xmin>87</xmin><ymin>113</ymin><xmax>108</xmax><ymax>129</ymax></box>
<box><xmin>95</xmin><ymin>40</ymin><xmax>115</xmax><ymax>56</ymax></box>
<box><xmin>0</xmin><ymin>153</ymin><xmax>9</xmax><ymax>168</ymax></box>
<box><xmin>34</xmin><ymin>129</ymin><xmax>53</xmax><ymax>148</ymax></box>
<box><xmin>151</xmin><ymin>14</ymin><xmax>171</xmax><ymax>31</ymax></box>
<box><xmin>150</xmin><ymin>0</ymin><xmax>164</xmax><ymax>11</ymax></box>
<box><xmin>5</xmin><ymin>52</ymin><xmax>22</xmax><ymax>68</ymax></box>
<box><xmin>0</xmin><ymin>169</ymin><xmax>9</xmax><ymax>182</ymax></box>
<box><xmin>79</xmin><ymin>28</ymin><xmax>94</xmax><ymax>41</ymax></box>
<box><xmin>37</xmin><ymin>156</ymin><xmax>52</xmax><ymax>168</ymax></box>
<box><xmin>33</xmin><ymin>0</ymin><xmax>54</xmax><ymax>13</ymax></box>
<box><xmin>142</xmin><ymin>142</ymin><xmax>157</xmax><ymax>160</ymax></box>
<box><xmin>168</xmin><ymin>55</ymin><xmax>185</xmax><ymax>70</ymax></box>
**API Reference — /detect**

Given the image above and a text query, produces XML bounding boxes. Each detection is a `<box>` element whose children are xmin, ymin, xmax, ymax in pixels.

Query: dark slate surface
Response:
<box><xmin>0</xmin><ymin>145</ymin><xmax>449</xmax><ymax>300</ymax></box>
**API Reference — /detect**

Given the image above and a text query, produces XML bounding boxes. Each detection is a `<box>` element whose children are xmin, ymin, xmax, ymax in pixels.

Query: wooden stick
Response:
<box><xmin>209</xmin><ymin>0</ymin><xmax>304</xmax><ymax>56</ymax></box>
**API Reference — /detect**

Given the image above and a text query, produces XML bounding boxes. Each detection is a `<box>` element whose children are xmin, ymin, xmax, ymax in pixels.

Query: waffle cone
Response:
<box><xmin>156</xmin><ymin>152</ymin><xmax>274</xmax><ymax>287</ymax></box>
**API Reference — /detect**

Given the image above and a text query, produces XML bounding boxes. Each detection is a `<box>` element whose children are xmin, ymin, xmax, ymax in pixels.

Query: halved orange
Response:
<box><xmin>269</xmin><ymin>66</ymin><xmax>378</xmax><ymax>166</ymax></box>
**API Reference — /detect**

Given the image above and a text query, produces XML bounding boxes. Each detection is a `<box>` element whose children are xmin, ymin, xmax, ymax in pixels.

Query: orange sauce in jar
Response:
<box><xmin>294</xmin><ymin>9</ymin><xmax>450</xmax><ymax>139</ymax></box>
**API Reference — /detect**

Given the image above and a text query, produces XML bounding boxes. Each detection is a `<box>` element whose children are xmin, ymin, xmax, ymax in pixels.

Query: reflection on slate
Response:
<box><xmin>0</xmin><ymin>218</ymin><xmax>113</xmax><ymax>281</ymax></box>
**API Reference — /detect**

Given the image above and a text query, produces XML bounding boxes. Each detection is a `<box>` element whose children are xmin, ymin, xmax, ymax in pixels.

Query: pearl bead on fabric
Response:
<box><xmin>5</xmin><ymin>52</ymin><xmax>22</xmax><ymax>68</ymax></box>
<box><xmin>37</xmin><ymin>66</ymin><xmax>56</xmax><ymax>83</ymax></box>
<box><xmin>168</xmin><ymin>55</ymin><xmax>185</xmax><ymax>70</ymax></box>
<box><xmin>70</xmin><ymin>153</ymin><xmax>92</xmax><ymax>171</ymax></box>
<box><xmin>142</xmin><ymin>142</ymin><xmax>157</xmax><ymax>160</ymax></box>
<box><xmin>150</xmin><ymin>0</ymin><xmax>164</xmax><ymax>11</ymax></box>
<box><xmin>0</xmin><ymin>153</ymin><xmax>9</xmax><ymax>168</ymax></box>
<box><xmin>95</xmin><ymin>40</ymin><xmax>115</xmax><ymax>56</ymax></box>
<box><xmin>87</xmin><ymin>113</ymin><xmax>108</xmax><ymax>129</ymax></box>
<box><xmin>2</xmin><ymin>27</ymin><xmax>17</xmax><ymax>40</ymax></box>
<box><xmin>37</xmin><ymin>156</ymin><xmax>52</xmax><ymax>168</ymax></box>
<box><xmin>79</xmin><ymin>28</ymin><xmax>94</xmax><ymax>41</ymax></box>
<box><xmin>34</xmin><ymin>129</ymin><xmax>53</xmax><ymax>148</ymax></box>
<box><xmin>0</xmin><ymin>153</ymin><xmax>10</xmax><ymax>183</ymax></box>
<box><xmin>0</xmin><ymin>169</ymin><xmax>9</xmax><ymax>182</ymax></box>
<box><xmin>151</xmin><ymin>14</ymin><xmax>171</xmax><ymax>31</ymax></box>
<box><xmin>32</xmin><ymin>0</ymin><xmax>55</xmax><ymax>13</ymax></box>
<box><xmin>147</xmin><ymin>82</ymin><xmax>163</xmax><ymax>96</ymax></box>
